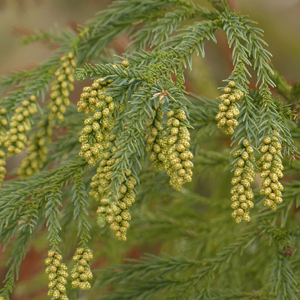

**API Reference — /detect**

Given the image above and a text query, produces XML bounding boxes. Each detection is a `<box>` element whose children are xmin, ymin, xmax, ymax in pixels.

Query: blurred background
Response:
<box><xmin>0</xmin><ymin>0</ymin><xmax>299</xmax><ymax>299</ymax></box>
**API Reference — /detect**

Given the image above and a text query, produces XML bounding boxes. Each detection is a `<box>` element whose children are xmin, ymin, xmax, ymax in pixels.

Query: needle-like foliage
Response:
<box><xmin>0</xmin><ymin>1</ymin><xmax>299</xmax><ymax>300</ymax></box>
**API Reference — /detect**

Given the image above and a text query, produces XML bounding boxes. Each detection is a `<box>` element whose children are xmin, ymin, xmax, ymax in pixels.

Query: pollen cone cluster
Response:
<box><xmin>45</xmin><ymin>251</ymin><xmax>69</xmax><ymax>300</ymax></box>
<box><xmin>77</xmin><ymin>78</ymin><xmax>113</xmax><ymax>114</ymax></box>
<box><xmin>89</xmin><ymin>134</ymin><xmax>118</xmax><ymax>202</ymax></box>
<box><xmin>4</xmin><ymin>96</ymin><xmax>37</xmax><ymax>157</ymax></box>
<box><xmin>0</xmin><ymin>108</ymin><xmax>8</xmax><ymax>128</ymax></box>
<box><xmin>48</xmin><ymin>52</ymin><xmax>76</xmax><ymax>122</ymax></box>
<box><xmin>89</xmin><ymin>137</ymin><xmax>136</xmax><ymax>241</ymax></box>
<box><xmin>146</xmin><ymin>108</ymin><xmax>167</xmax><ymax>171</ymax></box>
<box><xmin>215</xmin><ymin>81</ymin><xmax>241</xmax><ymax>135</ymax></box>
<box><xmin>0</xmin><ymin>147</ymin><xmax>6</xmax><ymax>186</ymax></box>
<box><xmin>18</xmin><ymin>118</ymin><xmax>52</xmax><ymax>177</ymax></box>
<box><xmin>165</xmin><ymin>109</ymin><xmax>193</xmax><ymax>190</ymax></box>
<box><xmin>71</xmin><ymin>248</ymin><xmax>93</xmax><ymax>290</ymax></box>
<box><xmin>230</xmin><ymin>139</ymin><xmax>255</xmax><ymax>223</ymax></box>
<box><xmin>78</xmin><ymin>79</ymin><xmax>116</xmax><ymax>166</ymax></box>
<box><xmin>259</xmin><ymin>135</ymin><xmax>284</xmax><ymax>210</ymax></box>
<box><xmin>0</xmin><ymin>108</ymin><xmax>7</xmax><ymax>185</ymax></box>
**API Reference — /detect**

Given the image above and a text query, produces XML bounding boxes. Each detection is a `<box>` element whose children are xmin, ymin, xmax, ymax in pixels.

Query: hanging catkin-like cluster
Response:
<box><xmin>145</xmin><ymin>106</ymin><xmax>193</xmax><ymax>191</ymax></box>
<box><xmin>95</xmin><ymin>168</ymin><xmax>135</xmax><ymax>241</ymax></box>
<box><xmin>48</xmin><ymin>52</ymin><xmax>76</xmax><ymax>121</ymax></box>
<box><xmin>71</xmin><ymin>248</ymin><xmax>93</xmax><ymax>290</ymax></box>
<box><xmin>259</xmin><ymin>135</ymin><xmax>284</xmax><ymax>210</ymax></box>
<box><xmin>164</xmin><ymin>109</ymin><xmax>193</xmax><ymax>191</ymax></box>
<box><xmin>4</xmin><ymin>96</ymin><xmax>37</xmax><ymax>157</ymax></box>
<box><xmin>89</xmin><ymin>134</ymin><xmax>117</xmax><ymax>202</ymax></box>
<box><xmin>0</xmin><ymin>108</ymin><xmax>8</xmax><ymax>185</ymax></box>
<box><xmin>89</xmin><ymin>135</ymin><xmax>136</xmax><ymax>241</ymax></box>
<box><xmin>45</xmin><ymin>251</ymin><xmax>69</xmax><ymax>300</ymax></box>
<box><xmin>18</xmin><ymin>54</ymin><xmax>76</xmax><ymax>177</ymax></box>
<box><xmin>18</xmin><ymin>118</ymin><xmax>53</xmax><ymax>177</ymax></box>
<box><xmin>78</xmin><ymin>79</ymin><xmax>116</xmax><ymax>166</ymax></box>
<box><xmin>146</xmin><ymin>108</ymin><xmax>167</xmax><ymax>171</ymax></box>
<box><xmin>215</xmin><ymin>81</ymin><xmax>241</xmax><ymax>135</ymax></box>
<box><xmin>230</xmin><ymin>139</ymin><xmax>255</xmax><ymax>223</ymax></box>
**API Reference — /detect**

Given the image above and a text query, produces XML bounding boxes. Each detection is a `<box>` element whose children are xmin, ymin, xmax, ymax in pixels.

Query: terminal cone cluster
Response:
<box><xmin>78</xmin><ymin>79</ymin><xmax>116</xmax><ymax>166</ymax></box>
<box><xmin>48</xmin><ymin>53</ymin><xmax>76</xmax><ymax>122</ymax></box>
<box><xmin>215</xmin><ymin>81</ymin><xmax>241</xmax><ymax>135</ymax></box>
<box><xmin>259</xmin><ymin>135</ymin><xmax>284</xmax><ymax>210</ymax></box>
<box><xmin>18</xmin><ymin>118</ymin><xmax>52</xmax><ymax>177</ymax></box>
<box><xmin>4</xmin><ymin>96</ymin><xmax>37</xmax><ymax>157</ymax></box>
<box><xmin>146</xmin><ymin>107</ymin><xmax>193</xmax><ymax>191</ymax></box>
<box><xmin>45</xmin><ymin>251</ymin><xmax>69</xmax><ymax>300</ymax></box>
<box><xmin>230</xmin><ymin>139</ymin><xmax>255</xmax><ymax>223</ymax></box>
<box><xmin>146</xmin><ymin>108</ymin><xmax>166</xmax><ymax>171</ymax></box>
<box><xmin>71</xmin><ymin>248</ymin><xmax>93</xmax><ymax>290</ymax></box>
<box><xmin>89</xmin><ymin>136</ymin><xmax>136</xmax><ymax>241</ymax></box>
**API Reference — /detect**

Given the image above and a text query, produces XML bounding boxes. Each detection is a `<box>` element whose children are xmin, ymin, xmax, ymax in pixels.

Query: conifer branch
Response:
<box><xmin>72</xmin><ymin>168</ymin><xmax>91</xmax><ymax>246</ymax></box>
<box><xmin>45</xmin><ymin>185</ymin><xmax>63</xmax><ymax>250</ymax></box>
<box><xmin>271</xmin><ymin>251</ymin><xmax>298</xmax><ymax>300</ymax></box>
<box><xmin>0</xmin><ymin>1</ymin><xmax>299</xmax><ymax>298</ymax></box>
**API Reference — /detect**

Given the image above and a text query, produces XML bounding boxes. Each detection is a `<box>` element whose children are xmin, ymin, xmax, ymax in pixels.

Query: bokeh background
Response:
<box><xmin>0</xmin><ymin>0</ymin><xmax>299</xmax><ymax>299</ymax></box>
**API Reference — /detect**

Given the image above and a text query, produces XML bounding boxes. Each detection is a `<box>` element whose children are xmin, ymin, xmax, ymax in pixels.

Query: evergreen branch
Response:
<box><xmin>207</xmin><ymin>0</ymin><xmax>230</xmax><ymax>13</ymax></box>
<box><xmin>128</xmin><ymin>3</ymin><xmax>218</xmax><ymax>51</ymax></box>
<box><xmin>221</xmin><ymin>12</ymin><xmax>275</xmax><ymax>93</ymax></box>
<box><xmin>1</xmin><ymin>156</ymin><xmax>85</xmax><ymax>194</ymax></box>
<box><xmin>75</xmin><ymin>62</ymin><xmax>144</xmax><ymax>82</ymax></box>
<box><xmin>0</xmin><ymin>1</ymin><xmax>299</xmax><ymax>299</ymax></box>
<box><xmin>0</xmin><ymin>200</ymin><xmax>42</xmax><ymax>298</ymax></box>
<box><xmin>171</xmin><ymin>19</ymin><xmax>220</xmax><ymax>69</ymax></box>
<box><xmin>0</xmin><ymin>198</ymin><xmax>42</xmax><ymax>251</ymax></box>
<box><xmin>255</xmin><ymin>181</ymin><xmax>300</xmax><ymax>226</ymax></box>
<box><xmin>271</xmin><ymin>251</ymin><xmax>298</xmax><ymax>300</ymax></box>
<box><xmin>75</xmin><ymin>0</ymin><xmax>187</xmax><ymax>65</ymax></box>
<box><xmin>193</xmin><ymin>150</ymin><xmax>231</xmax><ymax>170</ymax></box>
<box><xmin>72</xmin><ymin>168</ymin><xmax>91</xmax><ymax>245</ymax></box>
<box><xmin>109</xmin><ymin>84</ymin><xmax>154</xmax><ymax>195</ymax></box>
<box><xmin>21</xmin><ymin>26</ymin><xmax>76</xmax><ymax>46</ymax></box>
<box><xmin>0</xmin><ymin>65</ymin><xmax>54</xmax><ymax>112</ymax></box>
<box><xmin>45</xmin><ymin>185</ymin><xmax>63</xmax><ymax>249</ymax></box>
<box><xmin>0</xmin><ymin>58</ymin><xmax>60</xmax><ymax>107</ymax></box>
<box><xmin>221</xmin><ymin>13</ymin><xmax>259</xmax><ymax>146</ymax></box>
<box><xmin>221</xmin><ymin>11</ymin><xmax>296</xmax><ymax>155</ymax></box>
<box><xmin>94</xmin><ymin>230</ymin><xmax>258</xmax><ymax>299</ymax></box>
<box><xmin>0</xmin><ymin>70</ymin><xmax>34</xmax><ymax>92</ymax></box>
<box><xmin>211</xmin><ymin>288</ymin><xmax>274</xmax><ymax>300</ymax></box>
<box><xmin>0</xmin><ymin>157</ymin><xmax>86</xmax><ymax>246</ymax></box>
<box><xmin>0</xmin><ymin>229</ymin><xmax>31</xmax><ymax>298</ymax></box>
<box><xmin>258</xmin><ymin>221</ymin><xmax>294</xmax><ymax>250</ymax></box>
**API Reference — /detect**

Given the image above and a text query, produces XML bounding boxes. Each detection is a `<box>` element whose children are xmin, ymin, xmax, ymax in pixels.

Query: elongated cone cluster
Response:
<box><xmin>77</xmin><ymin>78</ymin><xmax>113</xmax><ymax>114</ymax></box>
<box><xmin>4</xmin><ymin>96</ymin><xmax>37</xmax><ymax>157</ymax></box>
<box><xmin>18</xmin><ymin>119</ymin><xmax>53</xmax><ymax>177</ymax></box>
<box><xmin>71</xmin><ymin>248</ymin><xmax>93</xmax><ymax>290</ymax></box>
<box><xmin>48</xmin><ymin>53</ymin><xmax>76</xmax><ymax>121</ymax></box>
<box><xmin>89</xmin><ymin>134</ymin><xmax>117</xmax><ymax>201</ymax></box>
<box><xmin>0</xmin><ymin>108</ymin><xmax>7</xmax><ymax>185</ymax></box>
<box><xmin>89</xmin><ymin>137</ymin><xmax>136</xmax><ymax>241</ymax></box>
<box><xmin>259</xmin><ymin>135</ymin><xmax>284</xmax><ymax>210</ymax></box>
<box><xmin>0</xmin><ymin>108</ymin><xmax>7</xmax><ymax>128</ymax></box>
<box><xmin>215</xmin><ymin>81</ymin><xmax>241</xmax><ymax>135</ymax></box>
<box><xmin>165</xmin><ymin>109</ymin><xmax>193</xmax><ymax>190</ymax></box>
<box><xmin>78</xmin><ymin>79</ymin><xmax>116</xmax><ymax>166</ymax></box>
<box><xmin>0</xmin><ymin>147</ymin><xmax>6</xmax><ymax>186</ymax></box>
<box><xmin>230</xmin><ymin>139</ymin><xmax>255</xmax><ymax>223</ymax></box>
<box><xmin>45</xmin><ymin>251</ymin><xmax>69</xmax><ymax>300</ymax></box>
<box><xmin>146</xmin><ymin>107</ymin><xmax>193</xmax><ymax>190</ymax></box>
<box><xmin>146</xmin><ymin>108</ymin><xmax>166</xmax><ymax>171</ymax></box>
